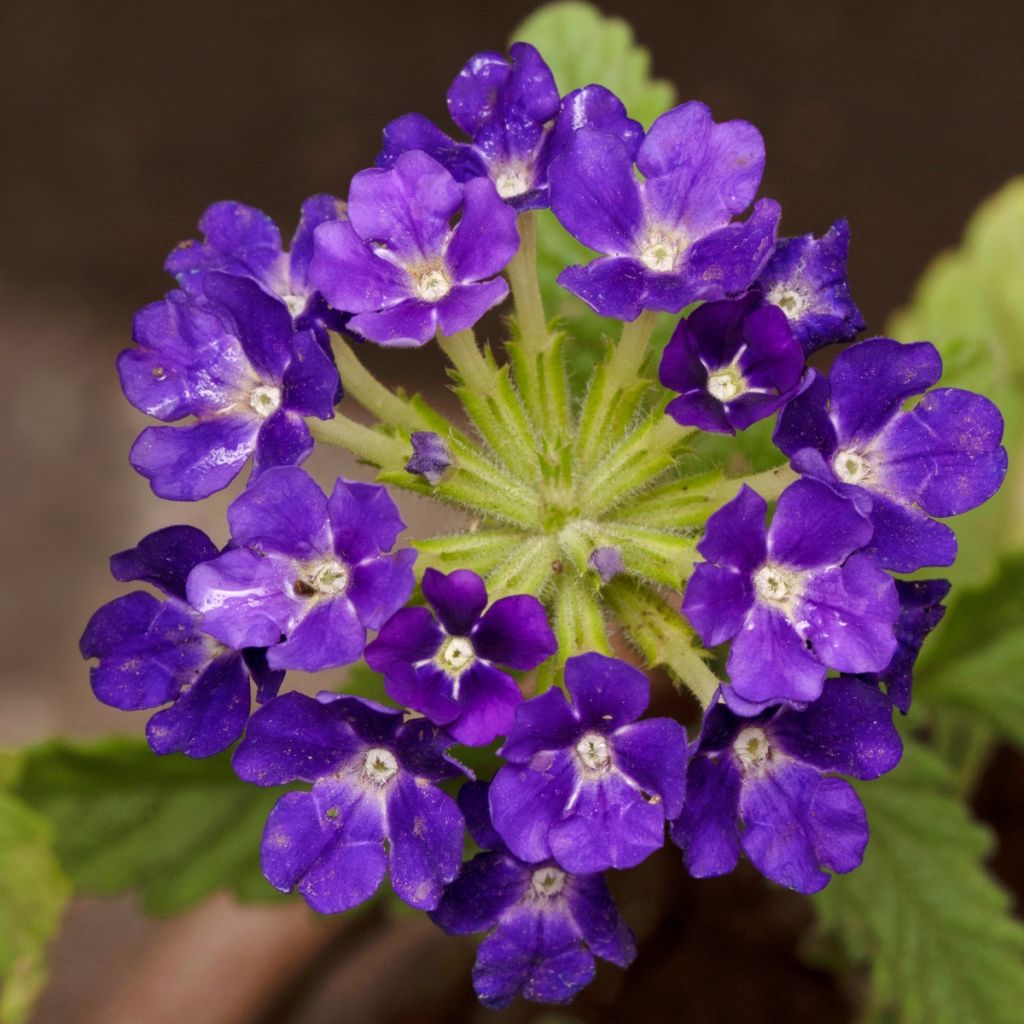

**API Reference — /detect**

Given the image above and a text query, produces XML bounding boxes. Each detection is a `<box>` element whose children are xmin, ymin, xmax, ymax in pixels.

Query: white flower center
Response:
<box><xmin>706</xmin><ymin>365</ymin><xmax>747</xmax><ymax>403</ymax></box>
<box><xmin>436</xmin><ymin>635</ymin><xmax>475</xmax><ymax>675</ymax></box>
<box><xmin>733</xmin><ymin>727</ymin><xmax>775</xmax><ymax>778</ymax></box>
<box><xmin>295</xmin><ymin>558</ymin><xmax>350</xmax><ymax>598</ymax></box>
<box><xmin>753</xmin><ymin>563</ymin><xmax>802</xmax><ymax>610</ymax></box>
<box><xmin>281</xmin><ymin>291</ymin><xmax>308</xmax><ymax>319</ymax></box>
<box><xmin>575</xmin><ymin>732</ymin><xmax>613</xmax><ymax>774</ymax></box>
<box><xmin>410</xmin><ymin>264</ymin><xmax>452</xmax><ymax>303</ymax></box>
<box><xmin>362</xmin><ymin>747</ymin><xmax>398</xmax><ymax>786</ymax></box>
<box><xmin>638</xmin><ymin>230</ymin><xmax>684</xmax><ymax>273</ymax></box>
<box><xmin>833</xmin><ymin>447</ymin><xmax>872</xmax><ymax>484</ymax></box>
<box><xmin>766</xmin><ymin>283</ymin><xmax>811</xmax><ymax>319</ymax></box>
<box><xmin>530</xmin><ymin>866</ymin><xmax>567</xmax><ymax>899</ymax></box>
<box><xmin>249</xmin><ymin>384</ymin><xmax>282</xmax><ymax>418</ymax></box>
<box><xmin>494</xmin><ymin>164</ymin><xmax>531</xmax><ymax>199</ymax></box>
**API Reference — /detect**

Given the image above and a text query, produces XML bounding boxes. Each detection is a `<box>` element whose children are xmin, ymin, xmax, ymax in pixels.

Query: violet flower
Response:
<box><xmin>431</xmin><ymin>781</ymin><xmax>636</xmax><ymax>1008</ymax></box>
<box><xmin>365</xmin><ymin>568</ymin><xmax>557</xmax><ymax>746</ymax></box>
<box><xmin>80</xmin><ymin>526</ymin><xmax>282</xmax><ymax>757</ymax></box>
<box><xmin>186</xmin><ymin>467</ymin><xmax>416</xmax><ymax>672</ymax></box>
<box><xmin>405</xmin><ymin>431</ymin><xmax>453</xmax><ymax>485</ymax></box>
<box><xmin>672</xmin><ymin>676</ymin><xmax>902</xmax><ymax>893</ymax></box>
<box><xmin>753</xmin><ymin>219</ymin><xmax>865</xmax><ymax>354</ymax></box>
<box><xmin>549</xmin><ymin>101</ymin><xmax>781</xmax><ymax>321</ymax></box>
<box><xmin>682</xmin><ymin>480</ymin><xmax>898</xmax><ymax>709</ymax></box>
<box><xmin>658</xmin><ymin>294</ymin><xmax>804</xmax><ymax>434</ymax></box>
<box><xmin>489</xmin><ymin>653</ymin><xmax>688</xmax><ymax>873</ymax></box>
<box><xmin>774</xmin><ymin>337</ymin><xmax>1008</xmax><ymax>571</ymax></box>
<box><xmin>233</xmin><ymin>692</ymin><xmax>467</xmax><ymax>912</ymax></box>
<box><xmin>309</xmin><ymin>151</ymin><xmax>519</xmax><ymax>346</ymax></box>
<box><xmin>378</xmin><ymin>43</ymin><xmax>642</xmax><ymax>211</ymax></box>
<box><xmin>119</xmin><ymin>272</ymin><xmax>339</xmax><ymax>501</ymax></box>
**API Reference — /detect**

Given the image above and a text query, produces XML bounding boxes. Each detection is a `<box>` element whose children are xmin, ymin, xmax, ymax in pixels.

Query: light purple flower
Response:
<box><xmin>588</xmin><ymin>546</ymin><xmax>624</xmax><ymax>583</ymax></box>
<box><xmin>753</xmin><ymin>219</ymin><xmax>864</xmax><ymax>354</ymax></box>
<box><xmin>405</xmin><ymin>431</ymin><xmax>453</xmax><ymax>485</ymax></box>
<box><xmin>549</xmin><ymin>101</ymin><xmax>781</xmax><ymax>320</ymax></box>
<box><xmin>377</xmin><ymin>43</ymin><xmax>642</xmax><ymax>212</ymax></box>
<box><xmin>119</xmin><ymin>273</ymin><xmax>339</xmax><ymax>501</ymax></box>
<box><xmin>857</xmin><ymin>578</ymin><xmax>950</xmax><ymax>714</ymax></box>
<box><xmin>365</xmin><ymin>568</ymin><xmax>556</xmax><ymax>747</ymax></box>
<box><xmin>186</xmin><ymin>467</ymin><xmax>416</xmax><ymax>672</ymax></box>
<box><xmin>165</xmin><ymin>196</ymin><xmax>349</xmax><ymax>344</ymax></box>
<box><xmin>672</xmin><ymin>676</ymin><xmax>902</xmax><ymax>893</ymax></box>
<box><xmin>658</xmin><ymin>294</ymin><xmax>804</xmax><ymax>434</ymax></box>
<box><xmin>80</xmin><ymin>526</ymin><xmax>283</xmax><ymax>758</ymax></box>
<box><xmin>774</xmin><ymin>337</ymin><xmax>1009</xmax><ymax>571</ymax></box>
<box><xmin>309</xmin><ymin>152</ymin><xmax>519</xmax><ymax>346</ymax></box>
<box><xmin>233</xmin><ymin>692</ymin><xmax>467</xmax><ymax>912</ymax></box>
<box><xmin>431</xmin><ymin>781</ymin><xmax>636</xmax><ymax>1008</ymax></box>
<box><xmin>682</xmin><ymin>480</ymin><xmax>899</xmax><ymax>709</ymax></box>
<box><xmin>489</xmin><ymin>653</ymin><xmax>687</xmax><ymax>873</ymax></box>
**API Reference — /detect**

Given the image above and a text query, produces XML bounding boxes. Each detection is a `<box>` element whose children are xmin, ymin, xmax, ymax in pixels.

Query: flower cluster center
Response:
<box><xmin>530</xmin><ymin>866</ymin><xmax>567</xmax><ymax>899</ymax></box>
<box><xmin>362</xmin><ymin>747</ymin><xmax>399</xmax><ymax>786</ymax></box>
<box><xmin>575</xmin><ymin>732</ymin><xmax>613</xmax><ymax>774</ymax></box>
<box><xmin>753</xmin><ymin>563</ymin><xmax>802</xmax><ymax>609</ymax></box>
<box><xmin>706</xmin><ymin>365</ymin><xmax>747</xmax><ymax>403</ymax></box>
<box><xmin>295</xmin><ymin>558</ymin><xmax>350</xmax><ymax>598</ymax></box>
<box><xmin>281</xmin><ymin>291</ymin><xmax>308</xmax><ymax>319</ymax></box>
<box><xmin>493</xmin><ymin>164</ymin><xmax>532</xmax><ymax>199</ymax></box>
<box><xmin>766</xmin><ymin>283</ymin><xmax>811</xmax><ymax>319</ymax></box>
<box><xmin>437</xmin><ymin>634</ymin><xmax>475</xmax><ymax>674</ymax></box>
<box><xmin>638</xmin><ymin>229</ymin><xmax>684</xmax><ymax>273</ymax></box>
<box><xmin>410</xmin><ymin>263</ymin><xmax>452</xmax><ymax>303</ymax></box>
<box><xmin>833</xmin><ymin>447</ymin><xmax>872</xmax><ymax>485</ymax></box>
<box><xmin>732</xmin><ymin>727</ymin><xmax>775</xmax><ymax>778</ymax></box>
<box><xmin>249</xmin><ymin>384</ymin><xmax>283</xmax><ymax>418</ymax></box>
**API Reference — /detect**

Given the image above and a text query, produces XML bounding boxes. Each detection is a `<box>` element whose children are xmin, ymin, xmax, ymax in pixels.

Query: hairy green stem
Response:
<box><xmin>308</xmin><ymin>413</ymin><xmax>407</xmax><ymax>466</ymax></box>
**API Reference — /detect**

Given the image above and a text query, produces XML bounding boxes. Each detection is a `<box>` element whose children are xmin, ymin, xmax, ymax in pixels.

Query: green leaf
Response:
<box><xmin>13</xmin><ymin>738</ymin><xmax>287</xmax><ymax>915</ymax></box>
<box><xmin>915</xmin><ymin>552</ymin><xmax>1024</xmax><ymax>752</ymax></box>
<box><xmin>814</xmin><ymin>739</ymin><xmax>1024</xmax><ymax>1024</ymax></box>
<box><xmin>889</xmin><ymin>177</ymin><xmax>1024</xmax><ymax>585</ymax></box>
<box><xmin>0</xmin><ymin>786</ymin><xmax>71</xmax><ymax>1024</ymax></box>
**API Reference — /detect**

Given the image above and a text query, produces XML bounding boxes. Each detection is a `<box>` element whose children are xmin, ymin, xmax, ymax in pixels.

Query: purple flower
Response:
<box><xmin>774</xmin><ymin>337</ymin><xmax>1009</xmax><ymax>571</ymax></box>
<box><xmin>365</xmin><ymin>569</ymin><xmax>556</xmax><ymax>747</ymax></box>
<box><xmin>682</xmin><ymin>480</ymin><xmax>898</xmax><ymax>709</ymax></box>
<box><xmin>658</xmin><ymin>294</ymin><xmax>804</xmax><ymax>434</ymax></box>
<box><xmin>672</xmin><ymin>676</ymin><xmax>902</xmax><ymax>893</ymax></box>
<box><xmin>858</xmin><ymin>578</ymin><xmax>950</xmax><ymax>714</ymax></box>
<box><xmin>377</xmin><ymin>43</ymin><xmax>642</xmax><ymax>212</ymax></box>
<box><xmin>431</xmin><ymin>781</ymin><xmax>636</xmax><ymax>1008</ymax></box>
<box><xmin>753</xmin><ymin>219</ymin><xmax>865</xmax><ymax>354</ymax></box>
<box><xmin>405</xmin><ymin>431</ymin><xmax>453</xmax><ymax>485</ymax></box>
<box><xmin>308</xmin><ymin>152</ymin><xmax>519</xmax><ymax>346</ymax></box>
<box><xmin>549</xmin><ymin>102</ymin><xmax>781</xmax><ymax>321</ymax></box>
<box><xmin>588</xmin><ymin>546</ymin><xmax>624</xmax><ymax>583</ymax></box>
<box><xmin>489</xmin><ymin>653</ymin><xmax>687</xmax><ymax>873</ymax></box>
<box><xmin>233</xmin><ymin>691</ymin><xmax>467</xmax><ymax>912</ymax></box>
<box><xmin>165</xmin><ymin>197</ymin><xmax>349</xmax><ymax>342</ymax></box>
<box><xmin>119</xmin><ymin>273</ymin><xmax>339</xmax><ymax>501</ymax></box>
<box><xmin>186</xmin><ymin>467</ymin><xmax>416</xmax><ymax>672</ymax></box>
<box><xmin>80</xmin><ymin>526</ymin><xmax>283</xmax><ymax>757</ymax></box>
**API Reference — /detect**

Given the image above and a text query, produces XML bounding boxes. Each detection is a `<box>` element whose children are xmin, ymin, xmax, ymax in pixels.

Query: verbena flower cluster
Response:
<box><xmin>82</xmin><ymin>39</ymin><xmax>1007</xmax><ymax>1008</ymax></box>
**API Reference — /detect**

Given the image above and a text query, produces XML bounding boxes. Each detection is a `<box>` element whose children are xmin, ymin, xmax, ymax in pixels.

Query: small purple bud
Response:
<box><xmin>588</xmin><ymin>546</ymin><xmax>624</xmax><ymax>583</ymax></box>
<box><xmin>406</xmin><ymin>431</ymin><xmax>453</xmax><ymax>485</ymax></box>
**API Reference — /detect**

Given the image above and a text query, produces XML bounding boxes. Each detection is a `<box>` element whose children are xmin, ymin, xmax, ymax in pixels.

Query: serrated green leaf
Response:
<box><xmin>0</xmin><ymin>788</ymin><xmax>71</xmax><ymax>1024</ymax></box>
<box><xmin>915</xmin><ymin>552</ymin><xmax>1024</xmax><ymax>751</ymax></box>
<box><xmin>13</xmin><ymin>738</ymin><xmax>286</xmax><ymax>915</ymax></box>
<box><xmin>814</xmin><ymin>739</ymin><xmax>1024</xmax><ymax>1024</ymax></box>
<box><xmin>889</xmin><ymin>178</ymin><xmax>1024</xmax><ymax>585</ymax></box>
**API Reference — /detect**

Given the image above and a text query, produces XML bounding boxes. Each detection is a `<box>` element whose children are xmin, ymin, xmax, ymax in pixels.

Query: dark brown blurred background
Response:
<box><xmin>2</xmin><ymin>1</ymin><xmax>1023</xmax><ymax>1022</ymax></box>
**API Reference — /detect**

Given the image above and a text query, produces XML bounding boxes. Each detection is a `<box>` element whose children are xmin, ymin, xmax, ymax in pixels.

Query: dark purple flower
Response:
<box><xmin>378</xmin><ymin>43</ymin><xmax>642</xmax><ymax>212</ymax></box>
<box><xmin>309</xmin><ymin>152</ymin><xmax>518</xmax><ymax>346</ymax></box>
<box><xmin>489</xmin><ymin>653</ymin><xmax>687</xmax><ymax>873</ymax></box>
<box><xmin>365</xmin><ymin>569</ymin><xmax>556</xmax><ymax>747</ymax></box>
<box><xmin>405</xmin><ymin>431</ymin><xmax>453</xmax><ymax>485</ymax></box>
<box><xmin>186</xmin><ymin>467</ymin><xmax>416</xmax><ymax>672</ymax></box>
<box><xmin>672</xmin><ymin>676</ymin><xmax>902</xmax><ymax>893</ymax></box>
<box><xmin>682</xmin><ymin>480</ymin><xmax>899</xmax><ymax>709</ymax></box>
<box><xmin>858</xmin><ymin>578</ymin><xmax>950</xmax><ymax>714</ymax></box>
<box><xmin>774</xmin><ymin>338</ymin><xmax>1009</xmax><ymax>572</ymax></box>
<box><xmin>753</xmin><ymin>219</ymin><xmax>865</xmax><ymax>354</ymax></box>
<box><xmin>658</xmin><ymin>295</ymin><xmax>804</xmax><ymax>434</ymax></box>
<box><xmin>119</xmin><ymin>273</ymin><xmax>339</xmax><ymax>501</ymax></box>
<box><xmin>80</xmin><ymin>526</ymin><xmax>283</xmax><ymax>758</ymax></box>
<box><xmin>165</xmin><ymin>196</ymin><xmax>349</xmax><ymax>341</ymax></box>
<box><xmin>549</xmin><ymin>102</ymin><xmax>780</xmax><ymax>321</ymax></box>
<box><xmin>431</xmin><ymin>781</ymin><xmax>636</xmax><ymax>1008</ymax></box>
<box><xmin>233</xmin><ymin>691</ymin><xmax>467</xmax><ymax>912</ymax></box>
